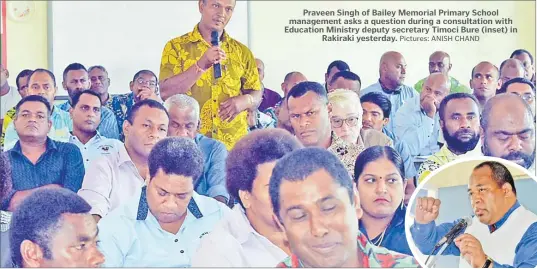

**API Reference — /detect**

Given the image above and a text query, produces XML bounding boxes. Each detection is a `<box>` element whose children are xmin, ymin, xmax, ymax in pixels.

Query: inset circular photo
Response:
<box><xmin>405</xmin><ymin>157</ymin><xmax>537</xmax><ymax>268</ymax></box>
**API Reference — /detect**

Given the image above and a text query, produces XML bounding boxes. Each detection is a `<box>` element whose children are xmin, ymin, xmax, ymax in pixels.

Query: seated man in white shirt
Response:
<box><xmin>192</xmin><ymin>129</ymin><xmax>302</xmax><ymax>267</ymax></box>
<box><xmin>77</xmin><ymin>99</ymin><xmax>169</xmax><ymax>222</ymax></box>
<box><xmin>97</xmin><ymin>137</ymin><xmax>231</xmax><ymax>267</ymax></box>
<box><xmin>68</xmin><ymin>90</ymin><xmax>122</xmax><ymax>168</ymax></box>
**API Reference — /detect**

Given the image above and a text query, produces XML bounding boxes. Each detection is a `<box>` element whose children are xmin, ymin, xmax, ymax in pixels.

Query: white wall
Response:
<box><xmin>50</xmin><ymin>1</ymin><xmax>249</xmax><ymax>95</ymax></box>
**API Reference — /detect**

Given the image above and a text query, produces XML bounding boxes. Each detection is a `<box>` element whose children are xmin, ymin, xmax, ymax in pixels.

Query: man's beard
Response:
<box><xmin>483</xmin><ymin>136</ymin><xmax>536</xmax><ymax>169</ymax></box>
<box><xmin>443</xmin><ymin>128</ymin><xmax>480</xmax><ymax>154</ymax></box>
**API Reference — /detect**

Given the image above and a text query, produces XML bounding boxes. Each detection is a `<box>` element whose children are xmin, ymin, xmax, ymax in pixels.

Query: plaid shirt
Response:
<box><xmin>276</xmin><ymin>231</ymin><xmax>420</xmax><ymax>268</ymax></box>
<box><xmin>1</xmin><ymin>211</ymin><xmax>12</xmax><ymax>232</ymax></box>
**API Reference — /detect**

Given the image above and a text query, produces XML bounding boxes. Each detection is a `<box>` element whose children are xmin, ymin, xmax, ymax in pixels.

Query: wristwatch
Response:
<box><xmin>482</xmin><ymin>256</ymin><xmax>493</xmax><ymax>268</ymax></box>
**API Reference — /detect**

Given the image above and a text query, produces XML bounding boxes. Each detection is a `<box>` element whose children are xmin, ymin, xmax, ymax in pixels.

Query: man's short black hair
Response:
<box><xmin>286</xmin><ymin>81</ymin><xmax>328</xmax><ymax>104</ymax></box>
<box><xmin>330</xmin><ymin>71</ymin><xmax>361</xmax><ymax>86</ymax></box>
<box><xmin>326</xmin><ymin>60</ymin><xmax>350</xmax><ymax>75</ymax></box>
<box><xmin>15</xmin><ymin>95</ymin><xmax>52</xmax><ymax>117</ymax></box>
<box><xmin>438</xmin><ymin>93</ymin><xmax>480</xmax><ymax>121</ymax></box>
<box><xmin>471</xmin><ymin>63</ymin><xmax>499</xmax><ymax>79</ymax></box>
<box><xmin>132</xmin><ymin>70</ymin><xmax>157</xmax><ymax>83</ymax></box>
<box><xmin>10</xmin><ymin>189</ymin><xmax>92</xmax><ymax>268</ymax></box>
<box><xmin>28</xmin><ymin>69</ymin><xmax>57</xmax><ymax>87</ymax></box>
<box><xmin>511</xmin><ymin>49</ymin><xmax>534</xmax><ymax>65</ymax></box>
<box><xmin>88</xmin><ymin>65</ymin><xmax>108</xmax><ymax>76</ymax></box>
<box><xmin>125</xmin><ymin>99</ymin><xmax>169</xmax><ymax>124</ymax></box>
<box><xmin>148</xmin><ymin>137</ymin><xmax>204</xmax><ymax>183</ymax></box>
<box><xmin>474</xmin><ymin>161</ymin><xmax>517</xmax><ymax>195</ymax></box>
<box><xmin>71</xmin><ymin>89</ymin><xmax>102</xmax><ymax>108</ymax></box>
<box><xmin>360</xmin><ymin>92</ymin><xmax>392</xmax><ymax>119</ymax></box>
<box><xmin>226</xmin><ymin>129</ymin><xmax>302</xmax><ymax>208</ymax></box>
<box><xmin>269</xmin><ymin>148</ymin><xmax>354</xmax><ymax>221</ymax></box>
<box><xmin>0</xmin><ymin>152</ymin><xmax>12</xmax><ymax>205</ymax></box>
<box><xmin>15</xmin><ymin>69</ymin><xmax>33</xmax><ymax>90</ymax></box>
<box><xmin>497</xmin><ymin>77</ymin><xmax>536</xmax><ymax>94</ymax></box>
<box><xmin>62</xmin><ymin>63</ymin><xmax>87</xmax><ymax>81</ymax></box>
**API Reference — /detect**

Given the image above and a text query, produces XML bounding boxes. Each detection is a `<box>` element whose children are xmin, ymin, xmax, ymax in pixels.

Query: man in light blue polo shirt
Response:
<box><xmin>96</xmin><ymin>137</ymin><xmax>231</xmax><ymax>267</ymax></box>
<box><xmin>68</xmin><ymin>90</ymin><xmax>122</xmax><ymax>168</ymax></box>
<box><xmin>164</xmin><ymin>94</ymin><xmax>229</xmax><ymax>204</ymax></box>
<box><xmin>360</xmin><ymin>51</ymin><xmax>419</xmax><ymax>134</ymax></box>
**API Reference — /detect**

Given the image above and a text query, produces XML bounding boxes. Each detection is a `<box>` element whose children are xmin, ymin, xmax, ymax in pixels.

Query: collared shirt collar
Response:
<box><xmin>378</xmin><ymin>79</ymin><xmax>401</xmax><ymax>95</ymax></box>
<box><xmin>0</xmin><ymin>210</ymin><xmax>12</xmax><ymax>232</ymax></box>
<box><xmin>12</xmin><ymin>137</ymin><xmax>58</xmax><ymax>156</ymax></box>
<box><xmin>187</xmin><ymin>24</ymin><xmax>230</xmax><ymax>45</ymax></box>
<box><xmin>232</xmin><ymin>205</ymin><xmax>262</xmax><ymax>244</ymax></box>
<box><xmin>118</xmin><ymin>143</ymin><xmax>134</xmax><ymax>165</ymax></box>
<box><xmin>69</xmin><ymin>131</ymin><xmax>102</xmax><ymax>145</ymax></box>
<box><xmin>488</xmin><ymin>200</ymin><xmax>520</xmax><ymax>233</ymax></box>
<box><xmin>135</xmin><ymin>186</ymin><xmax>204</xmax><ymax>222</ymax></box>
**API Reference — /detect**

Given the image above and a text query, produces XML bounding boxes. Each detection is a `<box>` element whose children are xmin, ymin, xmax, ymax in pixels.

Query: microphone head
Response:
<box><xmin>211</xmin><ymin>31</ymin><xmax>219</xmax><ymax>44</ymax></box>
<box><xmin>462</xmin><ymin>216</ymin><xmax>472</xmax><ymax>226</ymax></box>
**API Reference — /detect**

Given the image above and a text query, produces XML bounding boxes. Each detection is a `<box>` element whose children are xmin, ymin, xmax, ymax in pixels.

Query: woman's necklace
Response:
<box><xmin>371</xmin><ymin>225</ymin><xmax>389</xmax><ymax>247</ymax></box>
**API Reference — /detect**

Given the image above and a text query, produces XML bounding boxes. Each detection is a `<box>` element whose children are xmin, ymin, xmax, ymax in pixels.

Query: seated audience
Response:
<box><xmin>324</xmin><ymin>60</ymin><xmax>350</xmax><ymax>91</ymax></box>
<box><xmin>481</xmin><ymin>93</ymin><xmax>535</xmax><ymax>174</ymax></box>
<box><xmin>470</xmin><ymin>61</ymin><xmax>502</xmax><ymax>112</ymax></box>
<box><xmin>9</xmin><ymin>188</ymin><xmax>105</xmax><ymax>268</ymax></box>
<box><xmin>499</xmin><ymin>58</ymin><xmax>525</xmax><ymax>83</ymax></box>
<box><xmin>59</xmin><ymin>63</ymin><xmax>119</xmax><ymax>139</ymax></box>
<box><xmin>414</xmin><ymin>51</ymin><xmax>471</xmax><ymax>94</ymax></box>
<box><xmin>511</xmin><ymin>49</ymin><xmax>535</xmax><ymax>85</ymax></box>
<box><xmin>78</xmin><ymin>99</ymin><xmax>169</xmax><ymax>221</ymax></box>
<box><xmin>1</xmin><ymin>70</ymin><xmax>33</xmax><ymax>150</ymax></box>
<box><xmin>269</xmin><ymin>147</ymin><xmax>419</xmax><ymax>268</ymax></box>
<box><xmin>3</xmin><ymin>69</ymin><xmax>72</xmax><ymax>151</ymax></box>
<box><xmin>287</xmin><ymin>81</ymin><xmax>363</xmax><ymax>178</ymax></box>
<box><xmin>1</xmin><ymin>152</ymin><xmax>13</xmax><ymax>267</ymax></box>
<box><xmin>88</xmin><ymin>65</ymin><xmax>112</xmax><ymax>106</ymax></box>
<box><xmin>5</xmin><ymin>95</ymin><xmax>84</xmax><ymax>211</ymax></box>
<box><xmin>164</xmin><ymin>94</ymin><xmax>229</xmax><ymax>203</ymax></box>
<box><xmin>360</xmin><ymin>51</ymin><xmax>419</xmax><ymax>134</ymax></box>
<box><xmin>354</xmin><ymin>146</ymin><xmax>412</xmax><ymax>256</ymax></box>
<box><xmin>394</xmin><ymin>73</ymin><xmax>451</xmax><ymax>157</ymax></box>
<box><xmin>360</xmin><ymin>92</ymin><xmax>417</xmax><ymax>179</ymax></box>
<box><xmin>418</xmin><ymin>93</ymin><xmax>482</xmax><ymax>183</ymax></box>
<box><xmin>327</xmin><ymin>71</ymin><xmax>361</xmax><ymax>94</ymax></box>
<box><xmin>328</xmin><ymin>89</ymin><xmax>392</xmax><ymax>148</ymax></box>
<box><xmin>96</xmin><ymin>137</ymin><xmax>231</xmax><ymax>267</ymax></box>
<box><xmin>108</xmin><ymin>70</ymin><xmax>162</xmax><ymax>140</ymax></box>
<box><xmin>192</xmin><ymin>129</ymin><xmax>302</xmax><ymax>267</ymax></box>
<box><xmin>68</xmin><ymin>90</ymin><xmax>123</xmax><ymax>168</ymax></box>
<box><xmin>256</xmin><ymin>58</ymin><xmax>282</xmax><ymax>112</ymax></box>
<box><xmin>497</xmin><ymin>77</ymin><xmax>536</xmax><ymax>116</ymax></box>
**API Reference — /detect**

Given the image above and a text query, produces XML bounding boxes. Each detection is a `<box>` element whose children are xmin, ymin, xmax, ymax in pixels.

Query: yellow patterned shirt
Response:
<box><xmin>159</xmin><ymin>25</ymin><xmax>261</xmax><ymax>150</ymax></box>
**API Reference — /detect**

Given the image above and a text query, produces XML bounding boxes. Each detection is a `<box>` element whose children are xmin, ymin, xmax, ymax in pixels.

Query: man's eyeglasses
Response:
<box><xmin>331</xmin><ymin>116</ymin><xmax>360</xmax><ymax>128</ymax></box>
<box><xmin>136</xmin><ymin>78</ymin><xmax>157</xmax><ymax>87</ymax></box>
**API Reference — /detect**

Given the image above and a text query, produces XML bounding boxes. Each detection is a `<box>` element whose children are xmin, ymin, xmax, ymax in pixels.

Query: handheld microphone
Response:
<box><xmin>435</xmin><ymin>216</ymin><xmax>472</xmax><ymax>247</ymax></box>
<box><xmin>211</xmin><ymin>30</ymin><xmax>222</xmax><ymax>79</ymax></box>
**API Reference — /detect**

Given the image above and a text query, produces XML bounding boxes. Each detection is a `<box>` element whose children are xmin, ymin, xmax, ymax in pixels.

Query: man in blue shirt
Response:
<box><xmin>58</xmin><ymin>63</ymin><xmax>119</xmax><ymax>139</ymax></box>
<box><xmin>410</xmin><ymin>161</ymin><xmax>537</xmax><ymax>268</ymax></box>
<box><xmin>393</xmin><ymin>73</ymin><xmax>451</xmax><ymax>157</ymax></box>
<box><xmin>164</xmin><ymin>94</ymin><xmax>229</xmax><ymax>204</ymax></box>
<box><xmin>4</xmin><ymin>95</ymin><xmax>85</xmax><ymax>211</ymax></box>
<box><xmin>360</xmin><ymin>51</ymin><xmax>419</xmax><ymax>135</ymax></box>
<box><xmin>96</xmin><ymin>137</ymin><xmax>231</xmax><ymax>267</ymax></box>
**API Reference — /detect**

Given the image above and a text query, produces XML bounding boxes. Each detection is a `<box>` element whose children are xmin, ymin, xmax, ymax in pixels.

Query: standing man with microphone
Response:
<box><xmin>159</xmin><ymin>0</ymin><xmax>262</xmax><ymax>150</ymax></box>
<box><xmin>410</xmin><ymin>161</ymin><xmax>537</xmax><ymax>268</ymax></box>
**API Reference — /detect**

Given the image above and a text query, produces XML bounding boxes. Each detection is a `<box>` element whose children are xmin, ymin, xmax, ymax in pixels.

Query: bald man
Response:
<box><xmin>414</xmin><ymin>51</ymin><xmax>471</xmax><ymax>94</ymax></box>
<box><xmin>470</xmin><ymin>61</ymin><xmax>502</xmax><ymax>111</ymax></box>
<box><xmin>481</xmin><ymin>93</ymin><xmax>536</xmax><ymax>174</ymax></box>
<box><xmin>360</xmin><ymin>51</ymin><xmax>419</xmax><ymax>135</ymax></box>
<box><xmin>393</xmin><ymin>73</ymin><xmax>451</xmax><ymax>157</ymax></box>
<box><xmin>255</xmin><ymin>59</ymin><xmax>282</xmax><ymax>112</ymax></box>
<box><xmin>499</xmin><ymin>58</ymin><xmax>526</xmax><ymax>83</ymax></box>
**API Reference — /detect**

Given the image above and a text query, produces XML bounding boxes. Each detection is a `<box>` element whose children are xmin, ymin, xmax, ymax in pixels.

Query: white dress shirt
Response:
<box><xmin>77</xmin><ymin>144</ymin><xmax>145</xmax><ymax>218</ymax></box>
<box><xmin>68</xmin><ymin>132</ymin><xmax>123</xmax><ymax>169</ymax></box>
<box><xmin>191</xmin><ymin>205</ymin><xmax>287</xmax><ymax>267</ymax></box>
